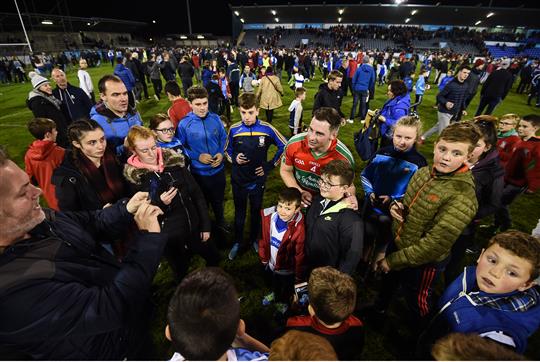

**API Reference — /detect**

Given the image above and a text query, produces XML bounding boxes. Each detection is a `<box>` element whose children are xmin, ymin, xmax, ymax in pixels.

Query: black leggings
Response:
<box><xmin>265</xmin><ymin>109</ymin><xmax>274</xmax><ymax>123</ymax></box>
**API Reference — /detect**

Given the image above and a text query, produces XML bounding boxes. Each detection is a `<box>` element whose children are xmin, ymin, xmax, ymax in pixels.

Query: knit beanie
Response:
<box><xmin>29</xmin><ymin>71</ymin><xmax>49</xmax><ymax>89</ymax></box>
<box><xmin>474</xmin><ymin>59</ymin><xmax>485</xmax><ymax>67</ymax></box>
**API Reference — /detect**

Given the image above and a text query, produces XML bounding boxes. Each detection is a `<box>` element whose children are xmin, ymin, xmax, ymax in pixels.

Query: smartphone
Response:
<box><xmin>294</xmin><ymin>282</ymin><xmax>309</xmax><ymax>306</ymax></box>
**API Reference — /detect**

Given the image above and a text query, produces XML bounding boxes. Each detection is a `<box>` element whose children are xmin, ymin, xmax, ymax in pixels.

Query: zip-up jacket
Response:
<box><xmin>379</xmin><ymin>93</ymin><xmax>410</xmax><ymax>138</ymax></box>
<box><xmin>437</xmin><ymin>78</ymin><xmax>469</xmax><ymax>115</ymax></box>
<box><xmin>504</xmin><ymin>137</ymin><xmax>540</xmax><ymax>192</ymax></box>
<box><xmin>53</xmin><ymin>83</ymin><xmax>92</xmax><ymax>123</ymax></box>
<box><xmin>225</xmin><ymin>118</ymin><xmax>287</xmax><ymax>186</ymax></box>
<box><xmin>496</xmin><ymin>131</ymin><xmax>521</xmax><ymax>168</ymax></box>
<box><xmin>470</xmin><ymin>149</ymin><xmax>505</xmax><ymax>220</ymax></box>
<box><xmin>387</xmin><ymin>166</ymin><xmax>478</xmax><ymax>270</ymax></box>
<box><xmin>176</xmin><ymin>111</ymin><xmax>227</xmax><ymax>176</ymax></box>
<box><xmin>313</xmin><ymin>83</ymin><xmax>345</xmax><ymax>118</ymax></box>
<box><xmin>258</xmin><ymin>206</ymin><xmax>306</xmax><ymax>281</ymax></box>
<box><xmin>351</xmin><ymin>63</ymin><xmax>375</xmax><ymax>92</ymax></box>
<box><xmin>305</xmin><ymin>196</ymin><xmax>364</xmax><ymax>275</ymax></box>
<box><xmin>113</xmin><ymin>63</ymin><xmax>136</xmax><ymax>91</ymax></box>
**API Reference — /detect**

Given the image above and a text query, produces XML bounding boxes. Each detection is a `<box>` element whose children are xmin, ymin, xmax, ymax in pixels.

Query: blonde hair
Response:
<box><xmin>499</xmin><ymin>113</ymin><xmax>521</xmax><ymax>126</ymax></box>
<box><xmin>394</xmin><ymin>115</ymin><xmax>423</xmax><ymax>139</ymax></box>
<box><xmin>126</xmin><ymin>125</ymin><xmax>156</xmax><ymax>150</ymax></box>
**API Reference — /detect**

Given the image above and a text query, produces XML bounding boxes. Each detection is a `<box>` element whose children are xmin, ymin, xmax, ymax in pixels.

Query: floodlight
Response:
<box><xmin>240</xmin><ymin>18</ymin><xmax>245</xmax><ymax>23</ymax></box>
<box><xmin>486</xmin><ymin>12</ymin><xmax>494</xmax><ymax>18</ymax></box>
<box><xmin>180</xmin><ymin>35</ymin><xmax>188</xmax><ymax>39</ymax></box>
<box><xmin>405</xmin><ymin>18</ymin><xmax>410</xmax><ymax>23</ymax></box>
<box><xmin>411</xmin><ymin>10</ymin><xmax>417</xmax><ymax>15</ymax></box>
<box><xmin>271</xmin><ymin>10</ymin><xmax>276</xmax><ymax>15</ymax></box>
<box><xmin>152</xmin><ymin>20</ymin><xmax>156</xmax><ymax>24</ymax></box>
<box><xmin>41</xmin><ymin>20</ymin><xmax>53</xmax><ymax>25</ymax></box>
<box><xmin>395</xmin><ymin>0</ymin><xmax>404</xmax><ymax>5</ymax></box>
<box><xmin>338</xmin><ymin>17</ymin><xmax>342</xmax><ymax>22</ymax></box>
<box><xmin>87</xmin><ymin>22</ymin><xmax>91</xmax><ymax>26</ymax></box>
<box><xmin>275</xmin><ymin>17</ymin><xmax>279</xmax><ymax>22</ymax></box>
<box><xmin>338</xmin><ymin>8</ymin><xmax>344</xmax><ymax>15</ymax></box>
<box><xmin>475</xmin><ymin>20</ymin><xmax>482</xmax><ymax>25</ymax></box>
<box><xmin>234</xmin><ymin>11</ymin><xmax>240</xmax><ymax>16</ymax></box>
<box><xmin>197</xmin><ymin>35</ymin><xmax>204</xmax><ymax>39</ymax></box>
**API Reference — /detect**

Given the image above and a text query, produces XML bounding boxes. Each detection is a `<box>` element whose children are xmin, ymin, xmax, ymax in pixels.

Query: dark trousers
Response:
<box><xmin>265</xmin><ymin>109</ymin><xmax>274</xmax><ymax>123</ymax></box>
<box><xmin>364</xmin><ymin>207</ymin><xmax>393</xmax><ymax>259</ymax></box>
<box><xmin>516</xmin><ymin>77</ymin><xmax>531</xmax><ymax>94</ymax></box>
<box><xmin>230</xmin><ymin>82</ymin><xmax>240</xmax><ymax>106</ymax></box>
<box><xmin>181</xmin><ymin>77</ymin><xmax>193</xmax><ymax>98</ymax></box>
<box><xmin>127</xmin><ymin>90</ymin><xmax>135</xmax><ymax>108</ymax></box>
<box><xmin>151</xmin><ymin>78</ymin><xmax>162</xmax><ymax>99</ymax></box>
<box><xmin>264</xmin><ymin>267</ymin><xmax>295</xmax><ymax>305</ymax></box>
<box><xmin>444</xmin><ymin>226</ymin><xmax>475</xmax><ymax>286</ymax></box>
<box><xmin>350</xmin><ymin>90</ymin><xmax>369</xmax><ymax>120</ymax></box>
<box><xmin>494</xmin><ymin>183</ymin><xmax>525</xmax><ymax>230</ymax></box>
<box><xmin>192</xmin><ymin>169</ymin><xmax>226</xmax><ymax>224</ymax></box>
<box><xmin>414</xmin><ymin>94</ymin><xmax>423</xmax><ymax>112</ymax></box>
<box><xmin>232</xmin><ymin>181</ymin><xmax>264</xmax><ymax>248</ymax></box>
<box><xmin>140</xmin><ymin>78</ymin><xmax>149</xmax><ymax>99</ymax></box>
<box><xmin>475</xmin><ymin>95</ymin><xmax>501</xmax><ymax>116</ymax></box>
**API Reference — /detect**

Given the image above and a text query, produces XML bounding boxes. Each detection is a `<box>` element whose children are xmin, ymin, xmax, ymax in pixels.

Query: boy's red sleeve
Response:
<box><xmin>293</xmin><ymin>218</ymin><xmax>306</xmax><ymax>282</ymax></box>
<box><xmin>525</xmin><ymin>144</ymin><xmax>540</xmax><ymax>192</ymax></box>
<box><xmin>258</xmin><ymin>210</ymin><xmax>270</xmax><ymax>264</ymax></box>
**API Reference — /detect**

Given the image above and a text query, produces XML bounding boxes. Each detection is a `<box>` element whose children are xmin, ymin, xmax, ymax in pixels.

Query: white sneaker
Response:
<box><xmin>153</xmin><ymin>94</ymin><xmax>159</xmax><ymax>101</ymax></box>
<box><xmin>346</xmin><ymin>119</ymin><xmax>354</xmax><ymax>124</ymax></box>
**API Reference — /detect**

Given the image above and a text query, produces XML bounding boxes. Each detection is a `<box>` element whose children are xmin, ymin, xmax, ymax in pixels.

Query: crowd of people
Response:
<box><xmin>0</xmin><ymin>38</ymin><xmax>539</xmax><ymax>361</ymax></box>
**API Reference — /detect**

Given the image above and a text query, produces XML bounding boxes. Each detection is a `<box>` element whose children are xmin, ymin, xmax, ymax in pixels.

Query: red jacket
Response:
<box><xmin>497</xmin><ymin>134</ymin><xmax>521</xmax><ymax>168</ymax></box>
<box><xmin>504</xmin><ymin>137</ymin><xmax>540</xmax><ymax>192</ymax></box>
<box><xmin>348</xmin><ymin>59</ymin><xmax>358</xmax><ymax>79</ymax></box>
<box><xmin>258</xmin><ymin>206</ymin><xmax>306</xmax><ymax>281</ymax></box>
<box><xmin>24</xmin><ymin>140</ymin><xmax>65</xmax><ymax>210</ymax></box>
<box><xmin>168</xmin><ymin>98</ymin><xmax>192</xmax><ymax>129</ymax></box>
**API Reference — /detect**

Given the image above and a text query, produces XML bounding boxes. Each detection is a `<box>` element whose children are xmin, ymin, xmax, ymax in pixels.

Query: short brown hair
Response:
<box><xmin>308</xmin><ymin>266</ymin><xmax>357</xmax><ymax>325</ymax></box>
<box><xmin>27</xmin><ymin>118</ymin><xmax>56</xmax><ymax>140</ymax></box>
<box><xmin>328</xmin><ymin>70</ymin><xmax>343</xmax><ymax>81</ymax></box>
<box><xmin>313</xmin><ymin>107</ymin><xmax>342</xmax><ymax>132</ymax></box>
<box><xmin>437</xmin><ymin>121</ymin><xmax>481</xmax><ymax>153</ymax></box>
<box><xmin>148</xmin><ymin>113</ymin><xmax>170</xmax><ymax>130</ymax></box>
<box><xmin>269</xmin><ymin>330</ymin><xmax>338</xmax><ymax>361</ymax></box>
<box><xmin>320</xmin><ymin>159</ymin><xmax>354</xmax><ymax>186</ymax></box>
<box><xmin>126</xmin><ymin>125</ymin><xmax>156</xmax><ymax>150</ymax></box>
<box><xmin>277</xmin><ymin>187</ymin><xmax>302</xmax><ymax>207</ymax></box>
<box><xmin>97</xmin><ymin>74</ymin><xmax>124</xmax><ymax>94</ymax></box>
<box><xmin>294</xmin><ymin>87</ymin><xmax>306</xmax><ymax>98</ymax></box>
<box><xmin>187</xmin><ymin>85</ymin><xmax>208</xmax><ymax>102</ymax></box>
<box><xmin>238</xmin><ymin>92</ymin><xmax>258</xmax><ymax>109</ymax></box>
<box><xmin>522</xmin><ymin>114</ymin><xmax>540</xmax><ymax>129</ymax></box>
<box><xmin>487</xmin><ymin>230</ymin><xmax>540</xmax><ymax>281</ymax></box>
<box><xmin>389</xmin><ymin>80</ymin><xmax>408</xmax><ymax>97</ymax></box>
<box><xmin>432</xmin><ymin>333</ymin><xmax>523</xmax><ymax>361</ymax></box>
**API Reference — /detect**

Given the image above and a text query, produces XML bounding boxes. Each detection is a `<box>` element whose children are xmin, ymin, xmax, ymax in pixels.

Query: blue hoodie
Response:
<box><xmin>351</xmin><ymin>63</ymin><xmax>375</xmax><ymax>92</ymax></box>
<box><xmin>176</xmin><ymin>111</ymin><xmax>227</xmax><ymax>176</ymax></box>
<box><xmin>415</xmin><ymin>75</ymin><xmax>426</xmax><ymax>95</ymax></box>
<box><xmin>379</xmin><ymin>93</ymin><xmax>411</xmax><ymax>138</ymax></box>
<box><xmin>113</xmin><ymin>64</ymin><xmax>136</xmax><ymax>91</ymax></box>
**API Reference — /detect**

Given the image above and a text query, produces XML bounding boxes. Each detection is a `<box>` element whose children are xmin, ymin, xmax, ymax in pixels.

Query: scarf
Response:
<box><xmin>470</xmin><ymin>286</ymin><xmax>540</xmax><ymax>313</ymax></box>
<box><xmin>127</xmin><ymin>147</ymin><xmax>165</xmax><ymax>173</ymax></box>
<box><xmin>29</xmin><ymin>89</ymin><xmax>62</xmax><ymax>110</ymax></box>
<box><xmin>498</xmin><ymin>129</ymin><xmax>518</xmax><ymax>138</ymax></box>
<box><xmin>77</xmin><ymin>147</ymin><xmax>125</xmax><ymax>205</ymax></box>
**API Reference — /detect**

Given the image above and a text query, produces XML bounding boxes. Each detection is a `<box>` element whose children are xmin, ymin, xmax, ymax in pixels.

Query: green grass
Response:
<box><xmin>1</xmin><ymin>63</ymin><xmax>539</xmax><ymax>359</ymax></box>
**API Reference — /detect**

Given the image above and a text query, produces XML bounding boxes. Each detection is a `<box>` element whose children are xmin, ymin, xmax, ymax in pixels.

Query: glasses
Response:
<box><xmin>318</xmin><ymin>178</ymin><xmax>345</xmax><ymax>189</ymax></box>
<box><xmin>156</xmin><ymin>127</ymin><xmax>175</xmax><ymax>134</ymax></box>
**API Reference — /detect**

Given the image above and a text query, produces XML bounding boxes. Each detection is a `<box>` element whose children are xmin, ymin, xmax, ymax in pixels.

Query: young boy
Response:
<box><xmin>305</xmin><ymin>160</ymin><xmax>363</xmax><ymax>276</ymax></box>
<box><xmin>288</xmin><ymin>87</ymin><xmax>306</xmax><ymax>136</ymax></box>
<box><xmin>286</xmin><ymin>266</ymin><xmax>364</xmax><ymax>360</ymax></box>
<box><xmin>225</xmin><ymin>92</ymin><xmax>287</xmax><ymax>260</ymax></box>
<box><xmin>413</xmin><ymin>67</ymin><xmax>430</xmax><ymax>112</ymax></box>
<box><xmin>374</xmin><ymin>122</ymin><xmax>480</xmax><ymax>327</ymax></box>
<box><xmin>496</xmin><ymin>113</ymin><xmax>521</xmax><ymax>168</ymax></box>
<box><xmin>24</xmin><ymin>117</ymin><xmax>65</xmax><ymax>210</ymax></box>
<box><xmin>495</xmin><ymin>114</ymin><xmax>540</xmax><ymax>231</ymax></box>
<box><xmin>420</xmin><ymin>231</ymin><xmax>540</xmax><ymax>355</ymax></box>
<box><xmin>258</xmin><ymin>187</ymin><xmax>305</xmax><ymax>310</ymax></box>
<box><xmin>166</xmin><ymin>267</ymin><xmax>270</xmax><ymax>361</ymax></box>
<box><xmin>165</xmin><ymin>81</ymin><xmax>192</xmax><ymax>129</ymax></box>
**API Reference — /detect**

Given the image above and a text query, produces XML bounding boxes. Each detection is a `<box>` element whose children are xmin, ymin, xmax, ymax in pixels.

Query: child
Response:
<box><xmin>286</xmin><ymin>266</ymin><xmax>364</xmax><ymax>360</ymax></box>
<box><xmin>166</xmin><ymin>267</ymin><xmax>270</xmax><ymax>361</ymax></box>
<box><xmin>377</xmin><ymin>62</ymin><xmax>387</xmax><ymax>86</ymax></box>
<box><xmin>305</xmin><ymin>160</ymin><xmax>363</xmax><ymax>275</ymax></box>
<box><xmin>258</xmin><ymin>187</ymin><xmax>305</xmax><ymax>310</ymax></box>
<box><xmin>421</xmin><ymin>231</ymin><xmax>540</xmax><ymax>355</ymax></box>
<box><xmin>225</xmin><ymin>92</ymin><xmax>287</xmax><ymax>260</ymax></box>
<box><xmin>24</xmin><ymin>117</ymin><xmax>65</xmax><ymax>210</ymax></box>
<box><xmin>431</xmin><ymin>333</ymin><xmax>524</xmax><ymax>361</ymax></box>
<box><xmin>495</xmin><ymin>114</ymin><xmax>540</xmax><ymax>231</ymax></box>
<box><xmin>148</xmin><ymin>113</ymin><xmax>186</xmax><ymax>157</ymax></box>
<box><xmin>239</xmin><ymin>65</ymin><xmax>256</xmax><ymax>93</ymax></box>
<box><xmin>218</xmin><ymin>67</ymin><xmax>232</xmax><ymax>121</ymax></box>
<box><xmin>361</xmin><ymin>116</ymin><xmax>427</xmax><ymax>264</ymax></box>
<box><xmin>374</xmin><ymin>122</ymin><xmax>480</xmax><ymax>329</ymax></box>
<box><xmin>438</xmin><ymin>69</ymin><xmax>454</xmax><ymax>91</ymax></box>
<box><xmin>288</xmin><ymin>66</ymin><xmax>305</xmax><ymax>90</ymax></box>
<box><xmin>165</xmin><ymin>81</ymin><xmax>192</xmax><ymax>129</ymax></box>
<box><xmin>206</xmin><ymin>73</ymin><xmax>225</xmax><ymax>115</ymax></box>
<box><xmin>496</xmin><ymin>113</ymin><xmax>521</xmax><ymax>168</ymax></box>
<box><xmin>403</xmin><ymin>72</ymin><xmax>414</xmax><ymax>94</ymax></box>
<box><xmin>413</xmin><ymin>67</ymin><xmax>430</xmax><ymax>112</ymax></box>
<box><xmin>288</xmin><ymin>87</ymin><xmax>306</xmax><ymax>136</ymax></box>
<box><xmin>269</xmin><ymin>330</ymin><xmax>338</xmax><ymax>361</ymax></box>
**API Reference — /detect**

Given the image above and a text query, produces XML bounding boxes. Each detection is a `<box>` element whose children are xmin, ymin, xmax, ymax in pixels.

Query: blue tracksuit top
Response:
<box><xmin>379</xmin><ymin>93</ymin><xmax>411</xmax><ymax>138</ymax></box>
<box><xmin>177</xmin><ymin>111</ymin><xmax>227</xmax><ymax>176</ymax></box>
<box><xmin>225</xmin><ymin>118</ymin><xmax>287</xmax><ymax>186</ymax></box>
<box><xmin>403</xmin><ymin>76</ymin><xmax>413</xmax><ymax>93</ymax></box>
<box><xmin>415</xmin><ymin>75</ymin><xmax>426</xmax><ymax>95</ymax></box>
<box><xmin>113</xmin><ymin>64</ymin><xmax>136</xmax><ymax>91</ymax></box>
<box><xmin>438</xmin><ymin>266</ymin><xmax>540</xmax><ymax>354</ymax></box>
<box><xmin>351</xmin><ymin>63</ymin><xmax>375</xmax><ymax>92</ymax></box>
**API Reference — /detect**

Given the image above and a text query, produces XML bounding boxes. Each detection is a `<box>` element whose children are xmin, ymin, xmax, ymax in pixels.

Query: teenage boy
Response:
<box><xmin>259</xmin><ymin>187</ymin><xmax>306</xmax><ymax>310</ymax></box>
<box><xmin>24</xmin><ymin>118</ymin><xmax>65</xmax><ymax>210</ymax></box>
<box><xmin>305</xmin><ymin>160</ymin><xmax>363</xmax><ymax>275</ymax></box>
<box><xmin>373</xmin><ymin>122</ymin><xmax>480</xmax><ymax>328</ymax></box>
<box><xmin>165</xmin><ymin>81</ymin><xmax>191</xmax><ymax>129</ymax></box>
<box><xmin>496</xmin><ymin>113</ymin><xmax>521</xmax><ymax>168</ymax></box>
<box><xmin>226</xmin><ymin>92</ymin><xmax>287</xmax><ymax>260</ymax></box>
<box><xmin>419</xmin><ymin>231</ymin><xmax>540</xmax><ymax>355</ymax></box>
<box><xmin>166</xmin><ymin>268</ymin><xmax>270</xmax><ymax>361</ymax></box>
<box><xmin>286</xmin><ymin>266</ymin><xmax>364</xmax><ymax>360</ymax></box>
<box><xmin>288</xmin><ymin>87</ymin><xmax>306</xmax><ymax>136</ymax></box>
<box><xmin>495</xmin><ymin>114</ymin><xmax>540</xmax><ymax>231</ymax></box>
<box><xmin>177</xmin><ymin>85</ymin><xmax>229</xmax><ymax>232</ymax></box>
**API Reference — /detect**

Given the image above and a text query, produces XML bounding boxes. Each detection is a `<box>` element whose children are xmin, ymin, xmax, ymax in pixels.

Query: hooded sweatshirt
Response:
<box><xmin>24</xmin><ymin>140</ymin><xmax>65</xmax><ymax>210</ymax></box>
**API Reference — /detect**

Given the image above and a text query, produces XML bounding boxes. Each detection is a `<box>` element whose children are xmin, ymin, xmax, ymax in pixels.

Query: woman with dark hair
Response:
<box><xmin>255</xmin><ymin>66</ymin><xmax>283</xmax><ymax>123</ymax></box>
<box><xmin>378</xmin><ymin>80</ymin><xmax>410</xmax><ymax>147</ymax></box>
<box><xmin>52</xmin><ymin>119</ymin><xmax>127</xmax><ymax>212</ymax></box>
<box><xmin>444</xmin><ymin>116</ymin><xmax>505</xmax><ymax>283</ymax></box>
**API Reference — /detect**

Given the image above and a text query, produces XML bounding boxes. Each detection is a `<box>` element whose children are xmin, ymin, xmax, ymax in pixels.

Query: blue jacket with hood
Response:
<box><xmin>113</xmin><ymin>64</ymin><xmax>136</xmax><ymax>91</ymax></box>
<box><xmin>379</xmin><ymin>93</ymin><xmax>410</xmax><ymax>138</ymax></box>
<box><xmin>351</xmin><ymin>63</ymin><xmax>375</xmax><ymax>92</ymax></box>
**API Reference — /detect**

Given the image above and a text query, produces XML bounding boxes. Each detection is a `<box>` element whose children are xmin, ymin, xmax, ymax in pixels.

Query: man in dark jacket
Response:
<box><xmin>226</xmin><ymin>58</ymin><xmax>241</xmax><ymax>106</ymax></box>
<box><xmin>132</xmin><ymin>52</ymin><xmax>149</xmax><ymax>99</ymax></box>
<box><xmin>464</xmin><ymin>59</ymin><xmax>485</xmax><ymax>109</ymax></box>
<box><xmin>51</xmin><ymin>68</ymin><xmax>92</xmax><ymax>124</ymax></box>
<box><xmin>516</xmin><ymin>61</ymin><xmax>533</xmax><ymax>94</ymax></box>
<box><xmin>0</xmin><ymin>148</ymin><xmax>166</xmax><ymax>360</ymax></box>
<box><xmin>475</xmin><ymin>60</ymin><xmax>514</xmax><ymax>116</ymax></box>
<box><xmin>421</xmin><ymin>65</ymin><xmax>471</xmax><ymax>141</ymax></box>
<box><xmin>313</xmin><ymin>70</ymin><xmax>345</xmax><ymax>120</ymax></box>
<box><xmin>178</xmin><ymin>55</ymin><xmax>195</xmax><ymax>98</ymax></box>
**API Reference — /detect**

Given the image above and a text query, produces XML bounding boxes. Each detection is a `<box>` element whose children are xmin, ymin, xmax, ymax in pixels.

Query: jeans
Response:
<box><xmin>494</xmin><ymin>183</ymin><xmax>525</xmax><ymax>230</ymax></box>
<box><xmin>350</xmin><ymin>90</ymin><xmax>369</xmax><ymax>120</ymax></box>
<box><xmin>192</xmin><ymin>168</ymin><xmax>226</xmax><ymax>224</ymax></box>
<box><xmin>475</xmin><ymin>95</ymin><xmax>501</xmax><ymax>116</ymax></box>
<box><xmin>422</xmin><ymin>111</ymin><xmax>453</xmax><ymax>139</ymax></box>
<box><xmin>232</xmin><ymin>181</ymin><xmax>265</xmax><ymax>248</ymax></box>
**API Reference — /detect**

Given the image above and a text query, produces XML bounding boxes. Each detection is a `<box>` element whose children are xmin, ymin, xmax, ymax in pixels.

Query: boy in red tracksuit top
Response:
<box><xmin>259</xmin><ymin>187</ymin><xmax>306</xmax><ymax>312</ymax></box>
<box><xmin>24</xmin><ymin>117</ymin><xmax>65</xmax><ymax>210</ymax></box>
<box><xmin>495</xmin><ymin>114</ymin><xmax>540</xmax><ymax>231</ymax></box>
<box><xmin>496</xmin><ymin>113</ymin><xmax>522</xmax><ymax>168</ymax></box>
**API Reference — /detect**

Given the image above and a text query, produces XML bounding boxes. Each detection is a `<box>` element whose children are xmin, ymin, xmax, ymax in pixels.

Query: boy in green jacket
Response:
<box><xmin>373</xmin><ymin>122</ymin><xmax>480</xmax><ymax>329</ymax></box>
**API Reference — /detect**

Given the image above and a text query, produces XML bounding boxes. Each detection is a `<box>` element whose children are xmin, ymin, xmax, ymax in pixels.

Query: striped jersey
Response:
<box><xmin>282</xmin><ymin>133</ymin><xmax>355</xmax><ymax>193</ymax></box>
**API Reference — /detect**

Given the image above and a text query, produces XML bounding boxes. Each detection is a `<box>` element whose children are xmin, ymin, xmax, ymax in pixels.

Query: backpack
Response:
<box><xmin>354</xmin><ymin>110</ymin><xmax>381</xmax><ymax>161</ymax></box>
